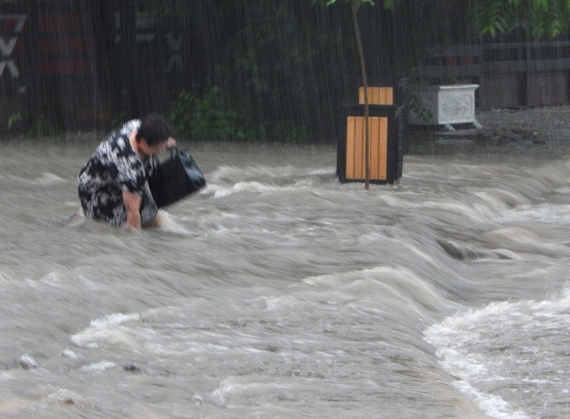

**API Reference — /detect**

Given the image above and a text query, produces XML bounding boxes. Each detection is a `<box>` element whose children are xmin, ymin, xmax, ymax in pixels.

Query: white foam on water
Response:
<box><xmin>0</xmin><ymin>398</ymin><xmax>30</xmax><ymax>415</ymax></box>
<box><xmin>303</xmin><ymin>266</ymin><xmax>445</xmax><ymax>303</ymax></box>
<box><xmin>424</xmin><ymin>200</ymin><xmax>499</xmax><ymax>223</ymax></box>
<box><xmin>472</xmin><ymin>189</ymin><xmax>529</xmax><ymax>213</ymax></box>
<box><xmin>46</xmin><ymin>388</ymin><xmax>85</xmax><ymax>405</ymax></box>
<box><xmin>0</xmin><ymin>271</ymin><xmax>16</xmax><ymax>285</ymax></box>
<box><xmin>402</xmin><ymin>241</ymin><xmax>439</xmax><ymax>266</ymax></box>
<box><xmin>61</xmin><ymin>348</ymin><xmax>79</xmax><ymax>360</ymax></box>
<box><xmin>0</xmin><ymin>371</ymin><xmax>13</xmax><ymax>381</ymax></box>
<box><xmin>205</xmin><ymin>181</ymin><xmax>300</xmax><ymax>199</ymax></box>
<box><xmin>2</xmin><ymin>172</ymin><xmax>63</xmax><ymax>186</ymax></box>
<box><xmin>307</xmin><ymin>168</ymin><xmax>334</xmax><ymax>176</ymax></box>
<box><xmin>32</xmin><ymin>172</ymin><xmax>66</xmax><ymax>186</ymax></box>
<box><xmin>208</xmin><ymin>165</ymin><xmax>331</xmax><ymax>183</ymax></box>
<box><xmin>260</xmin><ymin>294</ymin><xmax>304</xmax><ymax>312</ymax></box>
<box><xmin>145</xmin><ymin>341</ymin><xmax>231</xmax><ymax>357</ymax></box>
<box><xmin>76</xmin><ymin>273</ymin><xmax>101</xmax><ymax>291</ymax></box>
<box><xmin>483</xmin><ymin>226</ymin><xmax>569</xmax><ymax>255</ymax></box>
<box><xmin>124</xmin><ymin>405</ymin><xmax>174</xmax><ymax>419</ymax></box>
<box><xmin>208</xmin><ymin>165</ymin><xmax>284</xmax><ymax>183</ymax></box>
<box><xmin>485</xmin><ymin>226</ymin><xmax>541</xmax><ymax>243</ymax></box>
<box><xmin>210</xmin><ymin>376</ymin><xmax>292</xmax><ymax>406</ymax></box>
<box><xmin>295</xmin><ymin>265</ymin><xmax>460</xmax><ymax>322</ymax></box>
<box><xmin>453</xmin><ymin>380</ymin><xmax>531</xmax><ymax>419</ymax></box>
<box><xmin>425</xmin><ymin>313</ymin><xmax>529</xmax><ymax>418</ymax></box>
<box><xmin>382</xmin><ymin>194</ymin><xmax>502</xmax><ymax>223</ymax></box>
<box><xmin>64</xmin><ymin>207</ymin><xmax>86</xmax><ymax>227</ymax></box>
<box><xmin>203</xmin><ymin>164</ymin><xmax>332</xmax><ymax>198</ymax></box>
<box><xmin>70</xmin><ymin>308</ymin><xmax>229</xmax><ymax>358</ymax></box>
<box><xmin>424</xmin><ymin>287</ymin><xmax>570</xmax><ymax>419</ymax></box>
<box><xmin>156</xmin><ymin>210</ymin><xmax>191</xmax><ymax>235</ymax></box>
<box><xmin>39</xmin><ymin>271</ymin><xmax>64</xmax><ymax>286</ymax></box>
<box><xmin>491</xmin><ymin>249</ymin><xmax>523</xmax><ymax>261</ymax></box>
<box><xmin>71</xmin><ymin>312</ymin><xmax>141</xmax><ymax>349</ymax></box>
<box><xmin>19</xmin><ymin>354</ymin><xmax>39</xmax><ymax>369</ymax></box>
<box><xmin>500</xmin><ymin>203</ymin><xmax>570</xmax><ymax>224</ymax></box>
<box><xmin>91</xmin><ymin>312</ymin><xmax>140</xmax><ymax>328</ymax></box>
<box><xmin>80</xmin><ymin>361</ymin><xmax>116</xmax><ymax>372</ymax></box>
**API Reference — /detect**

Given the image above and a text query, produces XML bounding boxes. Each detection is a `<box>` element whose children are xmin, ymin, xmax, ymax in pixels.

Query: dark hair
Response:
<box><xmin>136</xmin><ymin>113</ymin><xmax>172</xmax><ymax>146</ymax></box>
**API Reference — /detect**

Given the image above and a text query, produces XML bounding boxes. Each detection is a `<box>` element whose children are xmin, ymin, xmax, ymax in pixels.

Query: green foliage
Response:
<box><xmin>474</xmin><ymin>0</ymin><xmax>570</xmax><ymax>39</ymax></box>
<box><xmin>168</xmin><ymin>90</ymin><xmax>194</xmax><ymax>136</ymax></box>
<box><xmin>407</xmin><ymin>93</ymin><xmax>432</xmax><ymax>123</ymax></box>
<box><xmin>168</xmin><ymin>87</ymin><xmax>256</xmax><ymax>141</ymax></box>
<box><xmin>312</xmin><ymin>0</ymin><xmax>378</xmax><ymax>7</ymax></box>
<box><xmin>167</xmin><ymin>87</ymin><xmax>312</xmax><ymax>142</ymax></box>
<box><xmin>7</xmin><ymin>112</ymin><xmax>22</xmax><ymax>131</ymax></box>
<box><xmin>315</xmin><ymin>0</ymin><xmax>570</xmax><ymax>39</ymax></box>
<box><xmin>312</xmin><ymin>0</ymin><xmax>402</xmax><ymax>10</ymax></box>
<box><xmin>27</xmin><ymin>114</ymin><xmax>61</xmax><ymax>138</ymax></box>
<box><xmin>270</xmin><ymin>120</ymin><xmax>309</xmax><ymax>143</ymax></box>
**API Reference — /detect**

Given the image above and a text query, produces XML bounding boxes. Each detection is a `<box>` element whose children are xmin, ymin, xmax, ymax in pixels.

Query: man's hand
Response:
<box><xmin>159</xmin><ymin>137</ymin><xmax>176</xmax><ymax>152</ymax></box>
<box><xmin>122</xmin><ymin>190</ymin><xmax>142</xmax><ymax>231</ymax></box>
<box><xmin>166</xmin><ymin>137</ymin><xmax>176</xmax><ymax>149</ymax></box>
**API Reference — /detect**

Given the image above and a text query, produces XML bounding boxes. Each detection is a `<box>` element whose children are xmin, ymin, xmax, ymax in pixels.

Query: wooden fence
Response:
<box><xmin>417</xmin><ymin>41</ymin><xmax>570</xmax><ymax>108</ymax></box>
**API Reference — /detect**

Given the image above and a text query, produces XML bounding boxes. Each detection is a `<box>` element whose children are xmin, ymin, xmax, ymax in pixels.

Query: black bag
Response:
<box><xmin>148</xmin><ymin>149</ymin><xmax>206</xmax><ymax>208</ymax></box>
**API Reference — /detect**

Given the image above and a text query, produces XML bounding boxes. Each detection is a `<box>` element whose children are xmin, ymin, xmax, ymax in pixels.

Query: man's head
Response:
<box><xmin>135</xmin><ymin>114</ymin><xmax>172</xmax><ymax>157</ymax></box>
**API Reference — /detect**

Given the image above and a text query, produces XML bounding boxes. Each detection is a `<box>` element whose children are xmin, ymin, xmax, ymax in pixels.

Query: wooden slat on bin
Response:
<box><xmin>346</xmin><ymin>117</ymin><xmax>354</xmax><ymax>177</ymax></box>
<box><xmin>345</xmin><ymin>116</ymin><xmax>388</xmax><ymax>181</ymax></box>
<box><xmin>358</xmin><ymin>87</ymin><xmax>394</xmax><ymax>105</ymax></box>
<box><xmin>368</xmin><ymin>117</ymin><xmax>388</xmax><ymax>179</ymax></box>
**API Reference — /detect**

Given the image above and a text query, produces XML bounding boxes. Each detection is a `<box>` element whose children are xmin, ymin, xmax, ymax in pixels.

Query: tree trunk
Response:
<box><xmin>351</xmin><ymin>0</ymin><xmax>370</xmax><ymax>190</ymax></box>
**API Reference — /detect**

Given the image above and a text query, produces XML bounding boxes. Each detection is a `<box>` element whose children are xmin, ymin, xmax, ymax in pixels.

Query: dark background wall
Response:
<box><xmin>0</xmin><ymin>0</ymin><xmax>569</xmax><ymax>141</ymax></box>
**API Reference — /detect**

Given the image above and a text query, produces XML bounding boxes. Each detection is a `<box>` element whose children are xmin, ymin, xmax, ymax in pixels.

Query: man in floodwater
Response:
<box><xmin>78</xmin><ymin>113</ymin><xmax>175</xmax><ymax>230</ymax></box>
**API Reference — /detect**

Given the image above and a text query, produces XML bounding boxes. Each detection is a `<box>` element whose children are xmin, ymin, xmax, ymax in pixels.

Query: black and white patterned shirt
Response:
<box><xmin>78</xmin><ymin>120</ymin><xmax>158</xmax><ymax>226</ymax></box>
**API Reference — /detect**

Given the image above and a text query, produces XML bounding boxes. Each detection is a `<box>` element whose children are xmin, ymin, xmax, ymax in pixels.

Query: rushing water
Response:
<box><xmin>0</xmin><ymin>137</ymin><xmax>569</xmax><ymax>419</ymax></box>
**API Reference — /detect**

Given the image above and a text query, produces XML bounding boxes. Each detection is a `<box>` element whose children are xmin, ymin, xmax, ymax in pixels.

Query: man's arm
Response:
<box><xmin>122</xmin><ymin>190</ymin><xmax>142</xmax><ymax>231</ymax></box>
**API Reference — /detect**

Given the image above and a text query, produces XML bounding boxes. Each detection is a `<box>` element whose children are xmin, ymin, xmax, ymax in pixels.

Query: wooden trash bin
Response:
<box><xmin>337</xmin><ymin>104</ymin><xmax>402</xmax><ymax>185</ymax></box>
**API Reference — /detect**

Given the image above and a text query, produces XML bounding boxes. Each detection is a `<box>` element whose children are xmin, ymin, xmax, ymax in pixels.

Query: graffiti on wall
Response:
<box><xmin>0</xmin><ymin>14</ymin><xmax>26</xmax><ymax>79</ymax></box>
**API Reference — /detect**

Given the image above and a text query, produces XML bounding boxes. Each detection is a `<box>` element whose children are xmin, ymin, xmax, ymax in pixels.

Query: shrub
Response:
<box><xmin>168</xmin><ymin>87</ymin><xmax>253</xmax><ymax>141</ymax></box>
